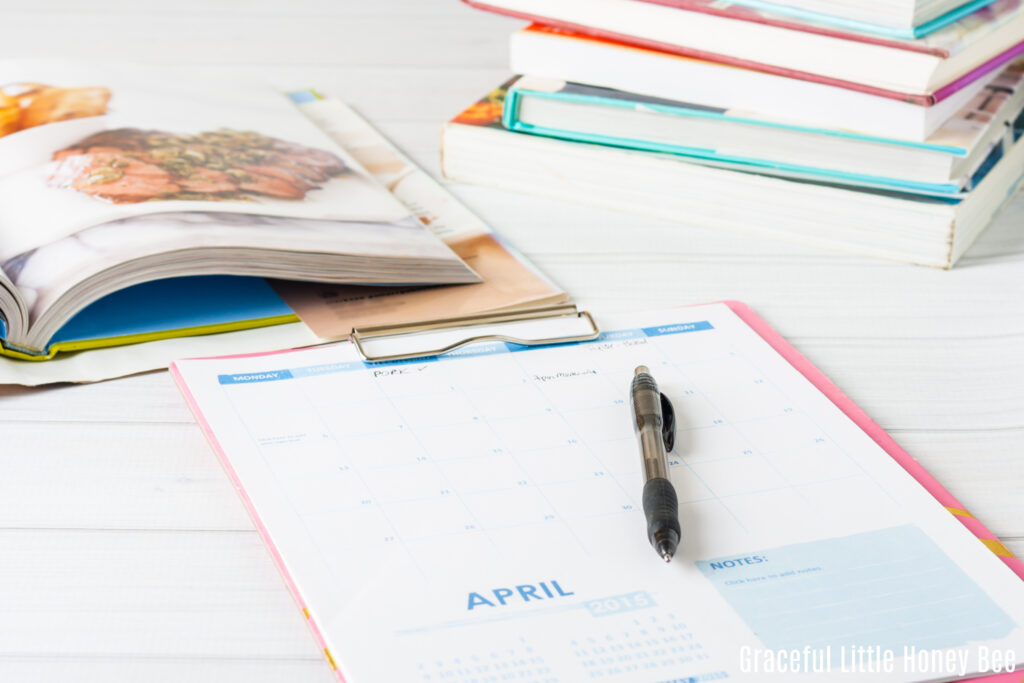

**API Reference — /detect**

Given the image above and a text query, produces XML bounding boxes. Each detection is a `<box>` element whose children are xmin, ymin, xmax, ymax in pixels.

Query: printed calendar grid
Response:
<box><xmin>218</xmin><ymin>319</ymin><xmax>896</xmax><ymax>586</ymax></box>
<box><xmin>175</xmin><ymin>308</ymin><xmax>1024</xmax><ymax>683</ymax></box>
<box><xmin>219</xmin><ymin>376</ymin><xmax>412</xmax><ymax>586</ymax></box>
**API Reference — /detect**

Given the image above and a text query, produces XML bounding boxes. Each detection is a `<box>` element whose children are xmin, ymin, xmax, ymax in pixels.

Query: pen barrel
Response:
<box><xmin>637</xmin><ymin>426</ymin><xmax>669</xmax><ymax>480</ymax></box>
<box><xmin>631</xmin><ymin>373</ymin><xmax>663</xmax><ymax>432</ymax></box>
<box><xmin>632</xmin><ymin>371</ymin><xmax>668</xmax><ymax>480</ymax></box>
<box><xmin>642</xmin><ymin>477</ymin><xmax>681</xmax><ymax>548</ymax></box>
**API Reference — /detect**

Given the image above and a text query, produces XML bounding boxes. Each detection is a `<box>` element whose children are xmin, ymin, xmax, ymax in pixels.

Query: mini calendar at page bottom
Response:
<box><xmin>173</xmin><ymin>303</ymin><xmax>1024</xmax><ymax>682</ymax></box>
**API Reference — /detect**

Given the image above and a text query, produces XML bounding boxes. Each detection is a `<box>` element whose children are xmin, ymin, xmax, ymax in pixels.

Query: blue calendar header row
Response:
<box><xmin>217</xmin><ymin>320</ymin><xmax>713</xmax><ymax>385</ymax></box>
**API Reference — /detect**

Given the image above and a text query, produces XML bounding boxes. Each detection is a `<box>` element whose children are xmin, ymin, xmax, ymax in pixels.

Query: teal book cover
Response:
<box><xmin>503</xmin><ymin>70</ymin><xmax>1024</xmax><ymax>198</ymax></box>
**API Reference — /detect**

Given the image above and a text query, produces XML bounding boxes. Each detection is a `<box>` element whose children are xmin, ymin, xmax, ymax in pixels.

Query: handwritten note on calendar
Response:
<box><xmin>173</xmin><ymin>303</ymin><xmax>1024</xmax><ymax>682</ymax></box>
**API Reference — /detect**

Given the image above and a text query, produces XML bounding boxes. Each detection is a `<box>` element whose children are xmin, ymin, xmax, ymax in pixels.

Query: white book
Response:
<box><xmin>509</xmin><ymin>25</ymin><xmax>1002</xmax><ymax>140</ymax></box>
<box><xmin>476</xmin><ymin>0</ymin><xmax>1024</xmax><ymax>92</ymax></box>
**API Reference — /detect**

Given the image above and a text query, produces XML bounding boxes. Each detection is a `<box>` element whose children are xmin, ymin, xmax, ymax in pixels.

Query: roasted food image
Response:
<box><xmin>0</xmin><ymin>83</ymin><xmax>111</xmax><ymax>138</ymax></box>
<box><xmin>47</xmin><ymin>128</ymin><xmax>348</xmax><ymax>203</ymax></box>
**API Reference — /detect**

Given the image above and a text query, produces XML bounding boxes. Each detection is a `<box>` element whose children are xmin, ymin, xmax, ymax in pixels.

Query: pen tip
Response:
<box><xmin>656</xmin><ymin>540</ymin><xmax>675</xmax><ymax>563</ymax></box>
<box><xmin>635</xmin><ymin>365</ymin><xmax>649</xmax><ymax>376</ymax></box>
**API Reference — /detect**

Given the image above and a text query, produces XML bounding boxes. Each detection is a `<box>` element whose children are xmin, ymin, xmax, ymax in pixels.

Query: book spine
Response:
<box><xmin>933</xmin><ymin>39</ymin><xmax>1024</xmax><ymax>101</ymax></box>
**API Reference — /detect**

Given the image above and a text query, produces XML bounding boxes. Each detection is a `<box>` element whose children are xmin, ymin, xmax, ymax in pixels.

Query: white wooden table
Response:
<box><xmin>0</xmin><ymin>2</ymin><xmax>1021</xmax><ymax>681</ymax></box>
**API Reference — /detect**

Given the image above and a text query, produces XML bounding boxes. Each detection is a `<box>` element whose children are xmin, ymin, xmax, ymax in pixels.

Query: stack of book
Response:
<box><xmin>442</xmin><ymin>0</ymin><xmax>1024</xmax><ymax>267</ymax></box>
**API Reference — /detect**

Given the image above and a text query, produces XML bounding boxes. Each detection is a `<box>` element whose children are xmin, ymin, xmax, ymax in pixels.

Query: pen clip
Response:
<box><xmin>660</xmin><ymin>392</ymin><xmax>675</xmax><ymax>453</ymax></box>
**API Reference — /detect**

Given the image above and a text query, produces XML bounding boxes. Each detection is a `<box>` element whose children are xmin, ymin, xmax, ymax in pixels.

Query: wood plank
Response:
<box><xmin>268</xmin><ymin>66</ymin><xmax>512</xmax><ymax>126</ymax></box>
<box><xmin>0</xmin><ymin>529</ymin><xmax>318</xmax><ymax>659</ymax></box>
<box><xmin>0</xmin><ymin>372</ymin><xmax>192</xmax><ymax>424</ymax></box>
<box><xmin>0</xmin><ymin>2</ymin><xmax>517</xmax><ymax>67</ymax></box>
<box><xmin>0</xmin><ymin>422</ymin><xmax>250</xmax><ymax>531</ymax></box>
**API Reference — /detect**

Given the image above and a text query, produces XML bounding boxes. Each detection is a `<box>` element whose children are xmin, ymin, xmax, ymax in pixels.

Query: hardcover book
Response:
<box><xmin>508</xmin><ymin>24</ymin><xmax>1005</xmax><ymax>139</ymax></box>
<box><xmin>502</xmin><ymin>61</ymin><xmax>1024</xmax><ymax>196</ymax></box>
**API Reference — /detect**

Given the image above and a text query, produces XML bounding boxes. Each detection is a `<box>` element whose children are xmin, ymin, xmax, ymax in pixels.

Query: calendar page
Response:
<box><xmin>173</xmin><ymin>303</ymin><xmax>1024</xmax><ymax>682</ymax></box>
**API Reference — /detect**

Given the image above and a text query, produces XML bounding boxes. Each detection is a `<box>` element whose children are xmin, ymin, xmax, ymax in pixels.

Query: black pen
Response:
<box><xmin>630</xmin><ymin>365</ymin><xmax>681</xmax><ymax>562</ymax></box>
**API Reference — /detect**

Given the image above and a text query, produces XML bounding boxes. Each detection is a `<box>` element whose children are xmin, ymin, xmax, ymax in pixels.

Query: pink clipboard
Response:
<box><xmin>172</xmin><ymin>301</ymin><xmax>1023</xmax><ymax>683</ymax></box>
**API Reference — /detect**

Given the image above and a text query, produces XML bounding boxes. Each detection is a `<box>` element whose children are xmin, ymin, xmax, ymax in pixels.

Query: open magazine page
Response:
<box><xmin>5</xmin><ymin>212</ymin><xmax>469</xmax><ymax>335</ymax></box>
<box><xmin>274</xmin><ymin>95</ymin><xmax>566</xmax><ymax>337</ymax></box>
<box><xmin>0</xmin><ymin>63</ymin><xmax>473</xmax><ymax>350</ymax></box>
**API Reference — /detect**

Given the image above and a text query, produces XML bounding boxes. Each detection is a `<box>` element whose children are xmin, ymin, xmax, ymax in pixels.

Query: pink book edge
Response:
<box><xmin>170</xmin><ymin>300</ymin><xmax>1023</xmax><ymax>682</ymax></box>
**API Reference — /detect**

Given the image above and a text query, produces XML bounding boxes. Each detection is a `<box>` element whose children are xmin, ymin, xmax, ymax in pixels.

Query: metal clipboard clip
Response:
<box><xmin>349</xmin><ymin>304</ymin><xmax>600</xmax><ymax>363</ymax></box>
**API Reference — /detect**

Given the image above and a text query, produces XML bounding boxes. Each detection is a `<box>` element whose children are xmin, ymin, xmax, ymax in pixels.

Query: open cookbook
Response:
<box><xmin>0</xmin><ymin>63</ymin><xmax>484</xmax><ymax>360</ymax></box>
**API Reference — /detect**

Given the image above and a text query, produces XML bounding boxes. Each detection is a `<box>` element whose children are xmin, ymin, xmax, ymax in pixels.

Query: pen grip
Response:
<box><xmin>642</xmin><ymin>477</ymin><xmax>680</xmax><ymax>545</ymax></box>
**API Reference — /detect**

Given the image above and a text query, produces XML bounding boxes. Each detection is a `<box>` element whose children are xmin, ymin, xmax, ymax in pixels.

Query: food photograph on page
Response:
<box><xmin>0</xmin><ymin>65</ymin><xmax>420</xmax><ymax>239</ymax></box>
<box><xmin>46</xmin><ymin>127</ymin><xmax>348</xmax><ymax>204</ymax></box>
